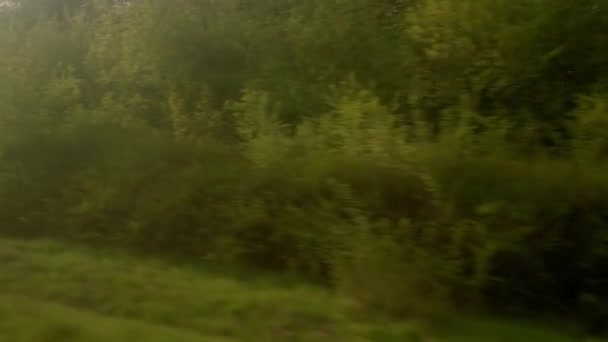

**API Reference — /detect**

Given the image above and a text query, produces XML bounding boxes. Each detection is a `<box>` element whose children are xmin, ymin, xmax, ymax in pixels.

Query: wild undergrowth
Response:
<box><xmin>0</xmin><ymin>0</ymin><xmax>607</xmax><ymax>335</ymax></box>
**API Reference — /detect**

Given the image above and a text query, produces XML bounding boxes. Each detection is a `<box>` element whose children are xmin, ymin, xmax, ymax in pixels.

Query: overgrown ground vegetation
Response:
<box><xmin>0</xmin><ymin>237</ymin><xmax>586</xmax><ymax>341</ymax></box>
<box><xmin>0</xmin><ymin>0</ymin><xmax>607</xmax><ymax>337</ymax></box>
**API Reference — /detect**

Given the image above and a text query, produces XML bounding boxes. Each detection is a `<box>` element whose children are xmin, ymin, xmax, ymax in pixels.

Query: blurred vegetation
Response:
<box><xmin>0</xmin><ymin>0</ymin><xmax>607</xmax><ymax>336</ymax></box>
<box><xmin>0</xmin><ymin>237</ymin><xmax>584</xmax><ymax>341</ymax></box>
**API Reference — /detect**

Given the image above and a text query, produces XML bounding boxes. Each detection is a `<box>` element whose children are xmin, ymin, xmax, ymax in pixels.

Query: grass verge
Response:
<box><xmin>0</xmin><ymin>237</ymin><xmax>589</xmax><ymax>341</ymax></box>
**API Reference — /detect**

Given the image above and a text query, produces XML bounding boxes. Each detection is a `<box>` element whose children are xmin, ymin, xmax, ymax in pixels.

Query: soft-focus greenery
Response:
<box><xmin>0</xmin><ymin>0</ymin><xmax>607</xmax><ymax>336</ymax></box>
<box><xmin>0</xmin><ymin>237</ymin><xmax>584</xmax><ymax>341</ymax></box>
<box><xmin>0</xmin><ymin>295</ymin><xmax>234</xmax><ymax>342</ymax></box>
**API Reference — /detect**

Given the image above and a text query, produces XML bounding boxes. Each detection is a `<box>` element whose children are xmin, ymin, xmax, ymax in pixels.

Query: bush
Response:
<box><xmin>2</xmin><ymin>84</ymin><xmax>607</xmax><ymax>331</ymax></box>
<box><xmin>421</xmin><ymin>139</ymin><xmax>608</xmax><ymax>324</ymax></box>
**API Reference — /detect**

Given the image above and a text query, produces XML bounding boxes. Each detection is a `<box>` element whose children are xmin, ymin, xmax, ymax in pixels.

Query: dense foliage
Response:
<box><xmin>1</xmin><ymin>0</ymin><xmax>607</xmax><ymax>333</ymax></box>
